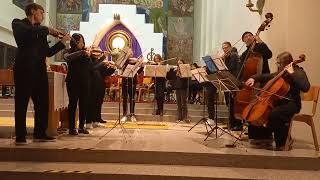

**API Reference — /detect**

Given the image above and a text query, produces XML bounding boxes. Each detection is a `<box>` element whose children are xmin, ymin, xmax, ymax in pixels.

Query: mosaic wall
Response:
<box><xmin>56</xmin><ymin>0</ymin><xmax>194</xmax><ymax>63</ymax></box>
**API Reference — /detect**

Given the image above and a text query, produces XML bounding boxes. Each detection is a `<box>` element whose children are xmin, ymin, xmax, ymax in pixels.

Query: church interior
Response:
<box><xmin>0</xmin><ymin>0</ymin><xmax>320</xmax><ymax>179</ymax></box>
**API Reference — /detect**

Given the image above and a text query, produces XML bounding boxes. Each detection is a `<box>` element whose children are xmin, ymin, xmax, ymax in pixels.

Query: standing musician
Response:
<box><xmin>12</xmin><ymin>3</ymin><xmax>71</xmax><ymax>144</ymax></box>
<box><xmin>221</xmin><ymin>42</ymin><xmax>241</xmax><ymax>130</ymax></box>
<box><xmin>245</xmin><ymin>52</ymin><xmax>310</xmax><ymax>150</ymax></box>
<box><xmin>64</xmin><ymin>33</ymin><xmax>91</xmax><ymax>135</ymax></box>
<box><xmin>120</xmin><ymin>48</ymin><xmax>143</xmax><ymax>123</ymax></box>
<box><xmin>240</xmin><ymin>31</ymin><xmax>273</xmax><ymax>140</ymax></box>
<box><xmin>170</xmin><ymin>58</ymin><xmax>190</xmax><ymax>123</ymax></box>
<box><xmin>152</xmin><ymin>54</ymin><xmax>166</xmax><ymax>116</ymax></box>
<box><xmin>86</xmin><ymin>47</ymin><xmax>116</xmax><ymax>128</ymax></box>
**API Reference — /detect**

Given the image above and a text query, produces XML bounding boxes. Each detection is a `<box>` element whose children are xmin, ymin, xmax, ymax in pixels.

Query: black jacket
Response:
<box><xmin>252</xmin><ymin>66</ymin><xmax>310</xmax><ymax>108</ymax></box>
<box><xmin>91</xmin><ymin>58</ymin><xmax>116</xmax><ymax>89</ymax></box>
<box><xmin>224</xmin><ymin>52</ymin><xmax>240</xmax><ymax>77</ymax></box>
<box><xmin>64</xmin><ymin>50</ymin><xmax>92</xmax><ymax>83</ymax></box>
<box><xmin>12</xmin><ymin>18</ymin><xmax>65</xmax><ymax>72</ymax></box>
<box><xmin>240</xmin><ymin>42</ymin><xmax>272</xmax><ymax>74</ymax></box>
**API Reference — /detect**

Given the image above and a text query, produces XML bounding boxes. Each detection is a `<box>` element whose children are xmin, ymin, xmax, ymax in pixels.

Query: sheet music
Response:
<box><xmin>121</xmin><ymin>57</ymin><xmax>143</xmax><ymax>78</ymax></box>
<box><xmin>191</xmin><ymin>68</ymin><xmax>208</xmax><ymax>83</ymax></box>
<box><xmin>115</xmin><ymin>46</ymin><xmax>132</xmax><ymax>69</ymax></box>
<box><xmin>212</xmin><ymin>53</ymin><xmax>229</xmax><ymax>71</ymax></box>
<box><xmin>178</xmin><ymin>64</ymin><xmax>192</xmax><ymax>78</ymax></box>
<box><xmin>144</xmin><ymin>65</ymin><xmax>167</xmax><ymax>77</ymax></box>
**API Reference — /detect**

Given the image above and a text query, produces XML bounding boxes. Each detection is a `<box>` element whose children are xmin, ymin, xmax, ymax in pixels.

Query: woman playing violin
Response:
<box><xmin>87</xmin><ymin>46</ymin><xmax>116</xmax><ymax>128</ymax></box>
<box><xmin>245</xmin><ymin>52</ymin><xmax>310</xmax><ymax>150</ymax></box>
<box><xmin>64</xmin><ymin>33</ymin><xmax>92</xmax><ymax>135</ymax></box>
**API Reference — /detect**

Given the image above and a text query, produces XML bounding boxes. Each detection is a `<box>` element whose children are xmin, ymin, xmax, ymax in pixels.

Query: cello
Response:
<box><xmin>233</xmin><ymin>13</ymin><xmax>274</xmax><ymax>119</ymax></box>
<box><xmin>242</xmin><ymin>54</ymin><xmax>306</xmax><ymax>126</ymax></box>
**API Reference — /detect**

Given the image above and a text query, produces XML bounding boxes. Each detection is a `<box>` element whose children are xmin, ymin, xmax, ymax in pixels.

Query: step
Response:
<box><xmin>0</xmin><ymin>147</ymin><xmax>318</xmax><ymax>171</ymax></box>
<box><xmin>1</xmin><ymin>162</ymin><xmax>319</xmax><ymax>180</ymax></box>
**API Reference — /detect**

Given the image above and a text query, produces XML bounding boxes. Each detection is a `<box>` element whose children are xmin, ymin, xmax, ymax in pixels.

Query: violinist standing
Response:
<box><xmin>240</xmin><ymin>32</ymin><xmax>273</xmax><ymax>140</ymax></box>
<box><xmin>120</xmin><ymin>49</ymin><xmax>143</xmax><ymax>123</ymax></box>
<box><xmin>245</xmin><ymin>52</ymin><xmax>310</xmax><ymax>150</ymax></box>
<box><xmin>64</xmin><ymin>33</ymin><xmax>91</xmax><ymax>135</ymax></box>
<box><xmin>153</xmin><ymin>54</ymin><xmax>166</xmax><ymax>116</ymax></box>
<box><xmin>86</xmin><ymin>48</ymin><xmax>116</xmax><ymax>128</ymax></box>
<box><xmin>12</xmin><ymin>3</ymin><xmax>71</xmax><ymax>144</ymax></box>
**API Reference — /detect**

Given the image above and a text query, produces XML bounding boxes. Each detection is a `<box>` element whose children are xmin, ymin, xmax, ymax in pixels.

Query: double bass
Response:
<box><xmin>233</xmin><ymin>13</ymin><xmax>274</xmax><ymax>119</ymax></box>
<box><xmin>242</xmin><ymin>55</ymin><xmax>306</xmax><ymax>126</ymax></box>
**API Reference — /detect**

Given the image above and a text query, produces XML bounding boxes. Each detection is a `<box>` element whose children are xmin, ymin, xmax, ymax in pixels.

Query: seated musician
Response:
<box><xmin>245</xmin><ymin>52</ymin><xmax>310</xmax><ymax>151</ymax></box>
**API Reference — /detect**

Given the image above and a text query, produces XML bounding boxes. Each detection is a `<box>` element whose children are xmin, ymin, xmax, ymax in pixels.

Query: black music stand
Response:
<box><xmin>188</xmin><ymin>68</ymin><xmax>212</xmax><ymax>134</ymax></box>
<box><xmin>100</xmin><ymin>49</ymin><xmax>135</xmax><ymax>140</ymax></box>
<box><xmin>204</xmin><ymin>71</ymin><xmax>241</xmax><ymax>141</ymax></box>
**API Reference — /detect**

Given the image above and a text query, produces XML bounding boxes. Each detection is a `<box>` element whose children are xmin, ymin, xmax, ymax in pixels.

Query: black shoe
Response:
<box><xmin>99</xmin><ymin>119</ymin><xmax>107</xmax><ymax>124</ymax></box>
<box><xmin>15</xmin><ymin>137</ymin><xmax>27</xmax><ymax>145</ymax></box>
<box><xmin>33</xmin><ymin>135</ymin><xmax>56</xmax><ymax>142</ymax></box>
<box><xmin>69</xmin><ymin>129</ymin><xmax>78</xmax><ymax>135</ymax></box>
<box><xmin>78</xmin><ymin>128</ymin><xmax>89</xmax><ymax>134</ymax></box>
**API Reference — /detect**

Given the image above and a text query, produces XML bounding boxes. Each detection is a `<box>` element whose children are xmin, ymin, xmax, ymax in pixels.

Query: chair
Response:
<box><xmin>285</xmin><ymin>86</ymin><xmax>320</xmax><ymax>151</ymax></box>
<box><xmin>137</xmin><ymin>77</ymin><xmax>154</xmax><ymax>102</ymax></box>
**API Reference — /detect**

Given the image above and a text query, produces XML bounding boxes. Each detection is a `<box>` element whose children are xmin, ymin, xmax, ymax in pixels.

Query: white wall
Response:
<box><xmin>264</xmin><ymin>0</ymin><xmax>320</xmax><ymax>147</ymax></box>
<box><xmin>72</xmin><ymin>4</ymin><xmax>163</xmax><ymax>60</ymax></box>
<box><xmin>193</xmin><ymin>0</ymin><xmax>260</xmax><ymax>65</ymax></box>
<box><xmin>0</xmin><ymin>0</ymin><xmax>25</xmax><ymax>46</ymax></box>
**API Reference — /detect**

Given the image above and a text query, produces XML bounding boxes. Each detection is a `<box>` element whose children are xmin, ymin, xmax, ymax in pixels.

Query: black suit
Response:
<box><xmin>12</xmin><ymin>18</ymin><xmax>65</xmax><ymax>139</ymax></box>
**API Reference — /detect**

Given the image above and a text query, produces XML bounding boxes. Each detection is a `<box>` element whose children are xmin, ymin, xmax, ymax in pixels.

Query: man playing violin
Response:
<box><xmin>245</xmin><ymin>52</ymin><xmax>310</xmax><ymax>150</ymax></box>
<box><xmin>12</xmin><ymin>3</ymin><xmax>71</xmax><ymax>144</ymax></box>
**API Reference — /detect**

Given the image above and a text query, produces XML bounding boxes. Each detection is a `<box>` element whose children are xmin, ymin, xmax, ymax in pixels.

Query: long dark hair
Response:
<box><xmin>70</xmin><ymin>33</ymin><xmax>85</xmax><ymax>52</ymax></box>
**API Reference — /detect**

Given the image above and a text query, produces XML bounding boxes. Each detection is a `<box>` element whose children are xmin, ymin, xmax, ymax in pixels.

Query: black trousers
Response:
<box><xmin>66</xmin><ymin>79</ymin><xmax>89</xmax><ymax>130</ymax></box>
<box><xmin>224</xmin><ymin>92</ymin><xmax>242</xmax><ymax>128</ymax></box>
<box><xmin>122</xmin><ymin>78</ymin><xmax>136</xmax><ymax>115</ymax></box>
<box><xmin>14</xmin><ymin>67</ymin><xmax>48</xmax><ymax>138</ymax></box>
<box><xmin>176</xmin><ymin>88</ymin><xmax>188</xmax><ymax>120</ymax></box>
<box><xmin>87</xmin><ymin>83</ymin><xmax>105</xmax><ymax>123</ymax></box>
<box><xmin>188</xmin><ymin>81</ymin><xmax>200</xmax><ymax>101</ymax></box>
<box><xmin>268</xmin><ymin>100</ymin><xmax>300</xmax><ymax>147</ymax></box>
<box><xmin>155</xmin><ymin>83</ymin><xmax>165</xmax><ymax>113</ymax></box>
<box><xmin>205</xmin><ymin>84</ymin><xmax>217</xmax><ymax>120</ymax></box>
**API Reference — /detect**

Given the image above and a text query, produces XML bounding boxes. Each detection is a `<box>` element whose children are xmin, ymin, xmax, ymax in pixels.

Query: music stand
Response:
<box><xmin>204</xmin><ymin>72</ymin><xmax>241</xmax><ymax>141</ymax></box>
<box><xmin>100</xmin><ymin>50</ymin><xmax>136</xmax><ymax>140</ymax></box>
<box><xmin>188</xmin><ymin>68</ymin><xmax>212</xmax><ymax>134</ymax></box>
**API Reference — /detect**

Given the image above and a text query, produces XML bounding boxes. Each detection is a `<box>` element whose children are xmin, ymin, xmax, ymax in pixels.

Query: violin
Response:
<box><xmin>242</xmin><ymin>54</ymin><xmax>306</xmax><ymax>126</ymax></box>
